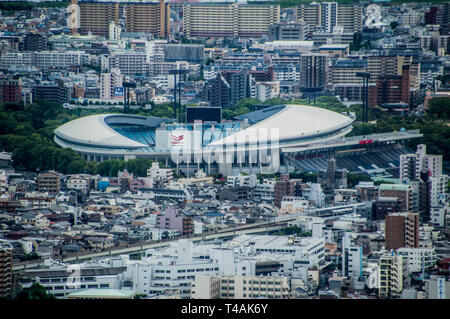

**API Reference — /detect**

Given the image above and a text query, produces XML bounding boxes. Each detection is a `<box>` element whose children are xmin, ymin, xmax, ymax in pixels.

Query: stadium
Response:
<box><xmin>54</xmin><ymin>104</ymin><xmax>422</xmax><ymax>175</ymax></box>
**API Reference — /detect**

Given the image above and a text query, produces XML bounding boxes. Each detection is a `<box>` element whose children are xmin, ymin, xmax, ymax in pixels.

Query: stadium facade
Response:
<box><xmin>54</xmin><ymin>104</ymin><xmax>355</xmax><ymax>175</ymax></box>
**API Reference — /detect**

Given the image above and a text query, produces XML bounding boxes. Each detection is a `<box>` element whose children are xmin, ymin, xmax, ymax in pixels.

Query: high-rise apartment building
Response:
<box><xmin>77</xmin><ymin>0</ymin><xmax>169</xmax><ymax>38</ymax></box>
<box><xmin>21</xmin><ymin>33</ymin><xmax>50</xmax><ymax>51</ymax></box>
<box><xmin>78</xmin><ymin>0</ymin><xmax>119</xmax><ymax>37</ymax></box>
<box><xmin>400</xmin><ymin>144</ymin><xmax>448</xmax><ymax>221</ymax></box>
<box><xmin>191</xmin><ymin>275</ymin><xmax>290</xmax><ymax>299</ymax></box>
<box><xmin>385</xmin><ymin>212</ymin><xmax>419</xmax><ymax>251</ymax></box>
<box><xmin>32</xmin><ymin>80</ymin><xmax>70</xmax><ymax>105</ymax></box>
<box><xmin>295</xmin><ymin>2</ymin><xmax>363</xmax><ymax>33</ymax></box>
<box><xmin>337</xmin><ymin>4</ymin><xmax>363</xmax><ymax>33</ymax></box>
<box><xmin>0</xmin><ymin>240</ymin><xmax>13</xmax><ymax>298</ymax></box>
<box><xmin>365</xmin><ymin>55</ymin><xmax>420</xmax><ymax>106</ymax></box>
<box><xmin>37</xmin><ymin>171</ymin><xmax>61</xmax><ymax>194</ymax></box>
<box><xmin>378</xmin><ymin>184</ymin><xmax>414</xmax><ymax>212</ymax></box>
<box><xmin>125</xmin><ymin>0</ymin><xmax>170</xmax><ymax>38</ymax></box>
<box><xmin>320</xmin><ymin>2</ymin><xmax>338</xmax><ymax>32</ymax></box>
<box><xmin>425</xmin><ymin>6</ymin><xmax>442</xmax><ymax>25</ymax></box>
<box><xmin>268</xmin><ymin>22</ymin><xmax>309</xmax><ymax>41</ymax></box>
<box><xmin>156</xmin><ymin>206</ymin><xmax>193</xmax><ymax>237</ymax></box>
<box><xmin>204</xmin><ymin>73</ymin><xmax>231</xmax><ymax>108</ymax></box>
<box><xmin>100</xmin><ymin>67</ymin><xmax>123</xmax><ymax>99</ymax></box>
<box><xmin>299</xmin><ymin>54</ymin><xmax>328</xmax><ymax>89</ymax></box>
<box><xmin>296</xmin><ymin>2</ymin><xmax>321</xmax><ymax>29</ymax></box>
<box><xmin>342</xmin><ymin>232</ymin><xmax>363</xmax><ymax>279</ymax></box>
<box><xmin>274</xmin><ymin>175</ymin><xmax>302</xmax><ymax>208</ymax></box>
<box><xmin>205</xmin><ymin>68</ymin><xmax>274</xmax><ymax>107</ymax></box>
<box><xmin>378</xmin><ymin>253</ymin><xmax>407</xmax><ymax>299</ymax></box>
<box><xmin>368</xmin><ymin>65</ymin><xmax>411</xmax><ymax>107</ymax></box>
<box><xmin>182</xmin><ymin>3</ymin><xmax>280</xmax><ymax>38</ymax></box>
<box><xmin>229</xmin><ymin>69</ymin><xmax>255</xmax><ymax>106</ymax></box>
<box><xmin>330</xmin><ymin>59</ymin><xmax>368</xmax><ymax>101</ymax></box>
<box><xmin>400</xmin><ymin>144</ymin><xmax>444</xmax><ymax>181</ymax></box>
<box><xmin>400</xmin><ymin>153</ymin><xmax>421</xmax><ymax>181</ymax></box>
<box><xmin>0</xmin><ymin>76</ymin><xmax>22</xmax><ymax>103</ymax></box>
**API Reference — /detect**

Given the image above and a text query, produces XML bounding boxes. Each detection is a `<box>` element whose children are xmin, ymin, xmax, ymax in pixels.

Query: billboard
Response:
<box><xmin>170</xmin><ymin>132</ymin><xmax>184</xmax><ymax>146</ymax></box>
<box><xmin>114</xmin><ymin>87</ymin><xmax>124</xmax><ymax>99</ymax></box>
<box><xmin>155</xmin><ymin>129</ymin><xmax>202</xmax><ymax>152</ymax></box>
<box><xmin>186</xmin><ymin>107</ymin><xmax>221</xmax><ymax>123</ymax></box>
<box><xmin>437</xmin><ymin>277</ymin><xmax>446</xmax><ymax>299</ymax></box>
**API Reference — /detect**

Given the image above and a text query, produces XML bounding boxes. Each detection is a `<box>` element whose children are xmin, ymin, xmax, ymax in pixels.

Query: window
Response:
<box><xmin>100</xmin><ymin>284</ymin><xmax>109</xmax><ymax>288</ymax></box>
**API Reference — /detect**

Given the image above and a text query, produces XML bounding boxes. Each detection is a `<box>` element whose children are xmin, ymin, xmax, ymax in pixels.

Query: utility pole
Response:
<box><xmin>123</xmin><ymin>81</ymin><xmax>136</xmax><ymax>113</ymax></box>
<box><xmin>169</xmin><ymin>69</ymin><xmax>187</xmax><ymax>122</ymax></box>
<box><xmin>356</xmin><ymin>72</ymin><xmax>370</xmax><ymax>123</ymax></box>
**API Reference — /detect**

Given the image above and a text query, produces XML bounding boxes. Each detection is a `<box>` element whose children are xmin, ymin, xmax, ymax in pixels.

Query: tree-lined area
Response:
<box><xmin>0</xmin><ymin>96</ymin><xmax>449</xmax><ymax>176</ymax></box>
<box><xmin>0</xmin><ymin>101</ymin><xmax>166</xmax><ymax>176</ymax></box>
<box><xmin>0</xmin><ymin>1</ymin><xmax>69</xmax><ymax>14</ymax></box>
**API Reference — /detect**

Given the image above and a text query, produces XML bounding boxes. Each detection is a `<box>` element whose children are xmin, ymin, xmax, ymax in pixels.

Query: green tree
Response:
<box><xmin>16</xmin><ymin>282</ymin><xmax>55</xmax><ymax>299</ymax></box>
<box><xmin>427</xmin><ymin>97</ymin><xmax>450</xmax><ymax>120</ymax></box>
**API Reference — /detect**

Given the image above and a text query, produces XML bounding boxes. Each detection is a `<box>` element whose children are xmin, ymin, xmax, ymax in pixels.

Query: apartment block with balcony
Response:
<box><xmin>37</xmin><ymin>171</ymin><xmax>62</xmax><ymax>195</ymax></box>
<box><xmin>0</xmin><ymin>240</ymin><xmax>13</xmax><ymax>298</ymax></box>
<box><xmin>385</xmin><ymin>212</ymin><xmax>419</xmax><ymax>251</ymax></box>
<box><xmin>378</xmin><ymin>253</ymin><xmax>407</xmax><ymax>299</ymax></box>
<box><xmin>183</xmin><ymin>3</ymin><xmax>280</xmax><ymax>39</ymax></box>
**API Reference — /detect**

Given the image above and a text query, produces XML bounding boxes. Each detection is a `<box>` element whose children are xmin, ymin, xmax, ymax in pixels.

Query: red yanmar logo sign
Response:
<box><xmin>170</xmin><ymin>133</ymin><xmax>184</xmax><ymax>145</ymax></box>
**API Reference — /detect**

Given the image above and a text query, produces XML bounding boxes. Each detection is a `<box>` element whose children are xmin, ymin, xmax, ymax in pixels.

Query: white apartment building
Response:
<box><xmin>229</xmin><ymin>234</ymin><xmax>326</xmax><ymax>268</ymax></box>
<box><xmin>255</xmin><ymin>81</ymin><xmax>280</xmax><ymax>102</ymax></box>
<box><xmin>109</xmin><ymin>21</ymin><xmax>121</xmax><ymax>40</ymax></box>
<box><xmin>190</xmin><ymin>274</ymin><xmax>220</xmax><ymax>299</ymax></box>
<box><xmin>34</xmin><ymin>51</ymin><xmax>90</xmax><ymax>70</ymax></box>
<box><xmin>191</xmin><ymin>274</ymin><xmax>290</xmax><ymax>299</ymax></box>
<box><xmin>397</xmin><ymin>247</ymin><xmax>437</xmax><ymax>273</ymax></box>
<box><xmin>254</xmin><ymin>179</ymin><xmax>275</xmax><ymax>201</ymax></box>
<box><xmin>0</xmin><ymin>51</ymin><xmax>90</xmax><ymax>70</ymax></box>
<box><xmin>430</xmin><ymin>175</ymin><xmax>448</xmax><ymax>206</ymax></box>
<box><xmin>431</xmin><ymin>205</ymin><xmax>448</xmax><ymax>227</ymax></box>
<box><xmin>402</xmin><ymin>11</ymin><xmax>424</xmax><ymax>27</ymax></box>
<box><xmin>342</xmin><ymin>232</ymin><xmax>363</xmax><ymax>278</ymax></box>
<box><xmin>280</xmin><ymin>196</ymin><xmax>309</xmax><ymax>211</ymax></box>
<box><xmin>148</xmin><ymin>61</ymin><xmax>189</xmax><ymax>78</ymax></box>
<box><xmin>147</xmin><ymin>162</ymin><xmax>173</xmax><ymax>182</ymax></box>
<box><xmin>120</xmin><ymin>241</ymin><xmax>219</xmax><ymax>298</ymax></box>
<box><xmin>0</xmin><ymin>169</ymin><xmax>7</xmax><ymax>194</ymax></box>
<box><xmin>288</xmin><ymin>216</ymin><xmax>325</xmax><ymax>235</ymax></box>
<box><xmin>274</xmin><ymin>66</ymin><xmax>300</xmax><ymax>82</ymax></box>
<box><xmin>226</xmin><ymin>174</ymin><xmax>257</xmax><ymax>189</ymax></box>
<box><xmin>108</xmin><ymin>52</ymin><xmax>148</xmax><ymax>76</ymax></box>
<box><xmin>0</xmin><ymin>52</ymin><xmax>33</xmax><ymax>69</ymax></box>
<box><xmin>378</xmin><ymin>253</ymin><xmax>407</xmax><ymax>299</ymax></box>
<box><xmin>100</xmin><ymin>68</ymin><xmax>123</xmax><ymax>99</ymax></box>
<box><xmin>19</xmin><ymin>262</ymin><xmax>125</xmax><ymax>298</ymax></box>
<box><xmin>66</xmin><ymin>175</ymin><xmax>90</xmax><ymax>194</ymax></box>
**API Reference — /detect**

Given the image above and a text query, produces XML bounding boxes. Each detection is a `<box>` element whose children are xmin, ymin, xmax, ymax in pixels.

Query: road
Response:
<box><xmin>12</xmin><ymin>204</ymin><xmax>363</xmax><ymax>272</ymax></box>
<box><xmin>12</xmin><ymin>220</ymin><xmax>291</xmax><ymax>272</ymax></box>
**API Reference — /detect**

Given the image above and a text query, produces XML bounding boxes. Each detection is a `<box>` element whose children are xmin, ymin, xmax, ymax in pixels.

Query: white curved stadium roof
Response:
<box><xmin>210</xmin><ymin>104</ymin><xmax>354</xmax><ymax>147</ymax></box>
<box><xmin>54</xmin><ymin>105</ymin><xmax>354</xmax><ymax>156</ymax></box>
<box><xmin>55</xmin><ymin>114</ymin><xmax>147</xmax><ymax>148</ymax></box>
